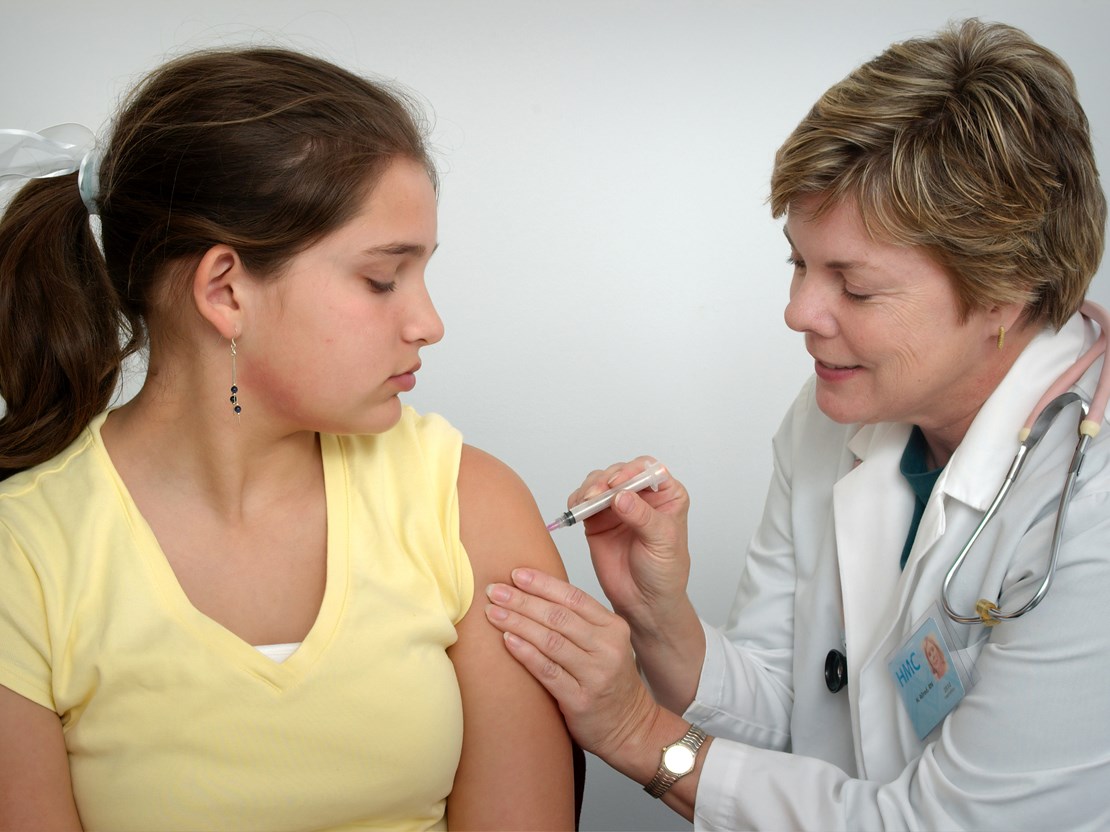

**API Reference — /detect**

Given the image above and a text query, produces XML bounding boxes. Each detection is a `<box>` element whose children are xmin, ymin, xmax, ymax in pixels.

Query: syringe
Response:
<box><xmin>546</xmin><ymin>460</ymin><xmax>670</xmax><ymax>532</ymax></box>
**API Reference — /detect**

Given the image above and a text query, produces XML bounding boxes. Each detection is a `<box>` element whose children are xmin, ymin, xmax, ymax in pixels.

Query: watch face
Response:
<box><xmin>662</xmin><ymin>744</ymin><xmax>696</xmax><ymax>776</ymax></box>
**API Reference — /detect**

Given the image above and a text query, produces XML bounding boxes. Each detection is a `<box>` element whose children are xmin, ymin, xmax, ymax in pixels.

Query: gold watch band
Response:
<box><xmin>644</xmin><ymin>724</ymin><xmax>707</xmax><ymax>799</ymax></box>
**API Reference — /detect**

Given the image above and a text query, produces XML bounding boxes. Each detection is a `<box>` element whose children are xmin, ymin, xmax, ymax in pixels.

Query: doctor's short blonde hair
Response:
<box><xmin>770</xmin><ymin>18</ymin><xmax>1105</xmax><ymax>329</ymax></box>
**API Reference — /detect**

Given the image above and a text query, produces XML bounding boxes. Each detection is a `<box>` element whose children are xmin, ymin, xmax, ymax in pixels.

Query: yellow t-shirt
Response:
<box><xmin>0</xmin><ymin>407</ymin><xmax>473</xmax><ymax>831</ymax></box>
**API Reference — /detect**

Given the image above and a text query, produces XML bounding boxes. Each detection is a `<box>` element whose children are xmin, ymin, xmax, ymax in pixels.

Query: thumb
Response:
<box><xmin>611</xmin><ymin>490</ymin><xmax>671</xmax><ymax>548</ymax></box>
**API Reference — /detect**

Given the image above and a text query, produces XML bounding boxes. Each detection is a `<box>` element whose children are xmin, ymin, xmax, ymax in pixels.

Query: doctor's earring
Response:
<box><xmin>230</xmin><ymin>338</ymin><xmax>242</xmax><ymax>423</ymax></box>
<box><xmin>997</xmin><ymin>325</ymin><xmax>1006</xmax><ymax>351</ymax></box>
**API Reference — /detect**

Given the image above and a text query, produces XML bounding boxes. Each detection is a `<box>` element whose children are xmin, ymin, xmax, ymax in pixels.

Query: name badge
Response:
<box><xmin>886</xmin><ymin>611</ymin><xmax>965</xmax><ymax>740</ymax></box>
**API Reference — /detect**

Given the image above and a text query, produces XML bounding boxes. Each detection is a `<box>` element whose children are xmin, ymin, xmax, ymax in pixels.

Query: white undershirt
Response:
<box><xmin>254</xmin><ymin>642</ymin><xmax>302</xmax><ymax>663</ymax></box>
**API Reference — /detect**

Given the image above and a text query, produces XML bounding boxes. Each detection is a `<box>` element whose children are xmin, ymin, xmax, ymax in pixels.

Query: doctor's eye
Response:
<box><xmin>841</xmin><ymin>285</ymin><xmax>873</xmax><ymax>302</ymax></box>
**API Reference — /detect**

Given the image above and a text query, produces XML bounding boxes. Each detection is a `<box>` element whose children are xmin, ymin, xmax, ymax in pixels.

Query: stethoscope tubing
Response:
<box><xmin>1026</xmin><ymin>301</ymin><xmax>1110</xmax><ymax>434</ymax></box>
<box><xmin>941</xmin><ymin>301</ymin><xmax>1109</xmax><ymax>626</ymax></box>
<box><xmin>941</xmin><ymin>394</ymin><xmax>1088</xmax><ymax>624</ymax></box>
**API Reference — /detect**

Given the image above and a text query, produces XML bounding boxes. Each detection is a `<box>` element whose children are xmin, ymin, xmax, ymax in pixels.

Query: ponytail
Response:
<box><xmin>0</xmin><ymin>175</ymin><xmax>140</xmax><ymax>479</ymax></box>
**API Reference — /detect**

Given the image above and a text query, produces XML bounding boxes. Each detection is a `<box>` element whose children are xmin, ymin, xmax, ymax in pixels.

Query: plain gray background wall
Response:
<box><xmin>4</xmin><ymin>2</ymin><xmax>1109</xmax><ymax>829</ymax></box>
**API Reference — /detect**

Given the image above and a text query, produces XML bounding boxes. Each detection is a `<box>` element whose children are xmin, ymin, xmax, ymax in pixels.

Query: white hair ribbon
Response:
<box><xmin>0</xmin><ymin>124</ymin><xmax>100</xmax><ymax>214</ymax></box>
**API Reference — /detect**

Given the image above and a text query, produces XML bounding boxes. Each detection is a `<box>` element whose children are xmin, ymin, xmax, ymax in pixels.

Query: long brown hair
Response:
<box><xmin>0</xmin><ymin>48</ymin><xmax>434</xmax><ymax>478</ymax></box>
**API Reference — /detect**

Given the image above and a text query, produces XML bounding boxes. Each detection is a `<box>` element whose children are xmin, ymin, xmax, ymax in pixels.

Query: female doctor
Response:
<box><xmin>484</xmin><ymin>18</ymin><xmax>1110</xmax><ymax>830</ymax></box>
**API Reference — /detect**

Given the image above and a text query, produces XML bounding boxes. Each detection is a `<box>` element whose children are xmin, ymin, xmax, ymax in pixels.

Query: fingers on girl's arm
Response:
<box><xmin>449</xmin><ymin>445</ymin><xmax>576</xmax><ymax>831</ymax></box>
<box><xmin>0</xmin><ymin>685</ymin><xmax>82</xmax><ymax>831</ymax></box>
<box><xmin>485</xmin><ymin>572</ymin><xmax>666</xmax><ymax>768</ymax></box>
<box><xmin>509</xmin><ymin>567</ymin><xmax>614</xmax><ymax>626</ymax></box>
<box><xmin>484</xmin><ymin>570</ymin><xmax>633</xmax><ymax>705</ymax></box>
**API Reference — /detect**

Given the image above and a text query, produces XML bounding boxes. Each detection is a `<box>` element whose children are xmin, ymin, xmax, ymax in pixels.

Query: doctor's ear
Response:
<box><xmin>983</xmin><ymin>300</ymin><xmax>1029</xmax><ymax>338</ymax></box>
<box><xmin>191</xmin><ymin>245</ymin><xmax>250</xmax><ymax>340</ymax></box>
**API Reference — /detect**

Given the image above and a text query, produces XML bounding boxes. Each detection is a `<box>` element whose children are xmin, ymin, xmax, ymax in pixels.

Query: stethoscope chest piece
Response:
<box><xmin>825</xmin><ymin>649</ymin><xmax>847</xmax><ymax>693</ymax></box>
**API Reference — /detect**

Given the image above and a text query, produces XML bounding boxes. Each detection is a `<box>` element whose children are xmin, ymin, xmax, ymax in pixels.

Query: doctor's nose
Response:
<box><xmin>784</xmin><ymin>275</ymin><xmax>836</xmax><ymax>338</ymax></box>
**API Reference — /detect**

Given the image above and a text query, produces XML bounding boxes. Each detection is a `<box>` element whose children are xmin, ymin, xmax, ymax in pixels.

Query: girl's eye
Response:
<box><xmin>368</xmin><ymin>279</ymin><xmax>397</xmax><ymax>293</ymax></box>
<box><xmin>787</xmin><ymin>255</ymin><xmax>805</xmax><ymax>270</ymax></box>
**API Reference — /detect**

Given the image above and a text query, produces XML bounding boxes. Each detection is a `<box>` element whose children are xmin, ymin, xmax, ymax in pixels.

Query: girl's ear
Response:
<box><xmin>192</xmin><ymin>245</ymin><xmax>248</xmax><ymax>340</ymax></box>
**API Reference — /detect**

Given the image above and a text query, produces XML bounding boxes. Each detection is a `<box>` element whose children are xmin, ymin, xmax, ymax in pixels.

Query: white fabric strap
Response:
<box><xmin>0</xmin><ymin>124</ymin><xmax>100</xmax><ymax>214</ymax></box>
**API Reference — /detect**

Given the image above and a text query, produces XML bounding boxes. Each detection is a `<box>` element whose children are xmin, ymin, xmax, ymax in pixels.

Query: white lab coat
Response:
<box><xmin>685</xmin><ymin>313</ymin><xmax>1110</xmax><ymax>831</ymax></box>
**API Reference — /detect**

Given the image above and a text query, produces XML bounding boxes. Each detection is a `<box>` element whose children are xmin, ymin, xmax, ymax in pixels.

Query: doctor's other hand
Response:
<box><xmin>571</xmin><ymin>458</ymin><xmax>692</xmax><ymax>627</ymax></box>
<box><xmin>484</xmin><ymin>568</ymin><xmax>661</xmax><ymax>761</ymax></box>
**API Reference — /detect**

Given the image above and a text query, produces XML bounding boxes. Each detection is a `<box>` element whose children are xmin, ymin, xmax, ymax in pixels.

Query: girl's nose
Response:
<box><xmin>404</xmin><ymin>280</ymin><xmax>444</xmax><ymax>346</ymax></box>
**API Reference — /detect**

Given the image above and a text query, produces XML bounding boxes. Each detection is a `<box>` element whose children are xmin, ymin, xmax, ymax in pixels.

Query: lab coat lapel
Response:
<box><xmin>834</xmin><ymin>421</ymin><xmax>912</xmax><ymax>662</ymax></box>
<box><xmin>833</xmin><ymin>419</ymin><xmax>913</xmax><ymax>758</ymax></box>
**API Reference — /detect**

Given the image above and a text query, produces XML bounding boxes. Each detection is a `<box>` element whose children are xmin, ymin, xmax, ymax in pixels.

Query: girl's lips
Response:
<box><xmin>389</xmin><ymin>360</ymin><xmax>421</xmax><ymax>392</ymax></box>
<box><xmin>389</xmin><ymin>372</ymin><xmax>417</xmax><ymax>392</ymax></box>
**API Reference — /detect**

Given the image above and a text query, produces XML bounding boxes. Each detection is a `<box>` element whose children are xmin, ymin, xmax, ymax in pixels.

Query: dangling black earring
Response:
<box><xmin>230</xmin><ymin>337</ymin><xmax>241</xmax><ymax>423</ymax></box>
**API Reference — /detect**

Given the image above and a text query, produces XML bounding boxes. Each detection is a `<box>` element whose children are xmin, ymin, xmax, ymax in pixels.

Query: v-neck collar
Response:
<box><xmin>90</xmin><ymin>413</ymin><xmax>351</xmax><ymax>690</ymax></box>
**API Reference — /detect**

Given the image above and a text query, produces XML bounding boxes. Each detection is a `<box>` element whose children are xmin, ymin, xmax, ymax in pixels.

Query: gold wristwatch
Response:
<box><xmin>644</xmin><ymin>724</ymin><xmax>707</xmax><ymax>798</ymax></box>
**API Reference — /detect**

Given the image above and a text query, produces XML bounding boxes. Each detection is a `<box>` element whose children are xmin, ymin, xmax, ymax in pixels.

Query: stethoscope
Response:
<box><xmin>825</xmin><ymin>301</ymin><xmax>1110</xmax><ymax>694</ymax></box>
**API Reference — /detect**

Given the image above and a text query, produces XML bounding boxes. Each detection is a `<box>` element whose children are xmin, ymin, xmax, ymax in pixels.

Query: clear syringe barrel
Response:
<box><xmin>548</xmin><ymin>460</ymin><xmax>669</xmax><ymax>530</ymax></box>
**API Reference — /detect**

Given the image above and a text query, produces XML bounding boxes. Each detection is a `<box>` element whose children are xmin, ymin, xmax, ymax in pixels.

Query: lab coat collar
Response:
<box><xmin>939</xmin><ymin>314</ymin><xmax>1088</xmax><ymax>512</ymax></box>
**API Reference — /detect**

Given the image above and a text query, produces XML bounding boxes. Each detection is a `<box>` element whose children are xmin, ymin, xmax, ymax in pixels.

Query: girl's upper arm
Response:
<box><xmin>0</xmin><ymin>684</ymin><xmax>81</xmax><ymax>831</ymax></box>
<box><xmin>447</xmin><ymin>444</ymin><xmax>577</xmax><ymax>831</ymax></box>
